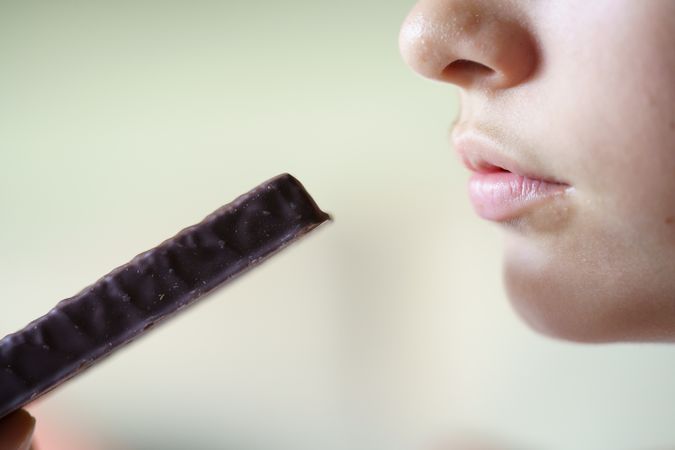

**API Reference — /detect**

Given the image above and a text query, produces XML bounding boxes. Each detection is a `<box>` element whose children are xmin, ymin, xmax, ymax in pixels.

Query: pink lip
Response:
<box><xmin>453</xmin><ymin>131</ymin><xmax>571</xmax><ymax>222</ymax></box>
<box><xmin>468</xmin><ymin>171</ymin><xmax>569</xmax><ymax>221</ymax></box>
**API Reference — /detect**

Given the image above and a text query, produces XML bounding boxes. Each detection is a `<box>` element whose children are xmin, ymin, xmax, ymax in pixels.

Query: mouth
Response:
<box><xmin>453</xmin><ymin>131</ymin><xmax>572</xmax><ymax>223</ymax></box>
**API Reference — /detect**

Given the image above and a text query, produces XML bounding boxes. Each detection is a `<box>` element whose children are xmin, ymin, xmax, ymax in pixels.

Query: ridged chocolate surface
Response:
<box><xmin>0</xmin><ymin>173</ymin><xmax>329</xmax><ymax>419</ymax></box>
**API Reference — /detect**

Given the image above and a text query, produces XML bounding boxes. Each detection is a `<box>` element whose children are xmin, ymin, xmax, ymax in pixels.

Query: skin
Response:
<box><xmin>0</xmin><ymin>408</ymin><xmax>103</xmax><ymax>450</ymax></box>
<box><xmin>0</xmin><ymin>410</ymin><xmax>34</xmax><ymax>450</ymax></box>
<box><xmin>400</xmin><ymin>0</ymin><xmax>675</xmax><ymax>342</ymax></box>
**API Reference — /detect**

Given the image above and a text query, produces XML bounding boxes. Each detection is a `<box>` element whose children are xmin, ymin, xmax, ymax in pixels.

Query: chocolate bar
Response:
<box><xmin>0</xmin><ymin>173</ymin><xmax>329</xmax><ymax>420</ymax></box>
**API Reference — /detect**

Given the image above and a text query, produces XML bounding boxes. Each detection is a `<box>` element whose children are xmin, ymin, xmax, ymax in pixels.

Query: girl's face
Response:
<box><xmin>400</xmin><ymin>0</ymin><xmax>675</xmax><ymax>342</ymax></box>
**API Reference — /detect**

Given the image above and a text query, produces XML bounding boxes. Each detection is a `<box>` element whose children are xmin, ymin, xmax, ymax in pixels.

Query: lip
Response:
<box><xmin>453</xmin><ymin>130</ymin><xmax>572</xmax><ymax>222</ymax></box>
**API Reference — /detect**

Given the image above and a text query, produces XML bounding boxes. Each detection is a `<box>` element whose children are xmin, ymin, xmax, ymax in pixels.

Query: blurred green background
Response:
<box><xmin>2</xmin><ymin>1</ymin><xmax>675</xmax><ymax>449</ymax></box>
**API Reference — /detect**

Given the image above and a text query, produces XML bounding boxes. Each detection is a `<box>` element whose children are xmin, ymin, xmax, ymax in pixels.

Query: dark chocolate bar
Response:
<box><xmin>0</xmin><ymin>173</ymin><xmax>329</xmax><ymax>420</ymax></box>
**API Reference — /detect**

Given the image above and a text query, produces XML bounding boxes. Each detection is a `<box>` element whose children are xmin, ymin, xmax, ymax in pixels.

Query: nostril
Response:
<box><xmin>441</xmin><ymin>59</ymin><xmax>495</xmax><ymax>85</ymax></box>
<box><xmin>443</xmin><ymin>59</ymin><xmax>495</xmax><ymax>76</ymax></box>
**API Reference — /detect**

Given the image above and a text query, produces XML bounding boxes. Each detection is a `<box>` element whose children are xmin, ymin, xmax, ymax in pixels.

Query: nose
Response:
<box><xmin>399</xmin><ymin>0</ymin><xmax>538</xmax><ymax>90</ymax></box>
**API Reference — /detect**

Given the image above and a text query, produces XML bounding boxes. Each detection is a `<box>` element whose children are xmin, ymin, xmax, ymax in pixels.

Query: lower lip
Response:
<box><xmin>468</xmin><ymin>171</ymin><xmax>570</xmax><ymax>221</ymax></box>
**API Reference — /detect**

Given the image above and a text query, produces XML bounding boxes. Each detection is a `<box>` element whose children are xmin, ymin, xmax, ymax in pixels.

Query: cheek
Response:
<box><xmin>494</xmin><ymin>0</ymin><xmax>675</xmax><ymax>342</ymax></box>
<box><xmin>502</xmin><ymin>209</ymin><xmax>675</xmax><ymax>342</ymax></box>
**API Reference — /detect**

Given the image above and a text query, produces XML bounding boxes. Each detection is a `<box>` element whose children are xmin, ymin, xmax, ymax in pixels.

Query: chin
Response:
<box><xmin>502</xmin><ymin>269</ymin><xmax>617</xmax><ymax>344</ymax></box>
<box><xmin>501</xmin><ymin>239</ymin><xmax>675</xmax><ymax>344</ymax></box>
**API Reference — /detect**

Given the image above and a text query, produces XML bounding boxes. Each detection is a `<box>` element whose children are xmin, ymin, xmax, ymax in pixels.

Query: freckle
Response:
<box><xmin>666</xmin><ymin>216</ymin><xmax>674</xmax><ymax>224</ymax></box>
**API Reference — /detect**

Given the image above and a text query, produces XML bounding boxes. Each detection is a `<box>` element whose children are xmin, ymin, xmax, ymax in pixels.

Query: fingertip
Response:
<box><xmin>0</xmin><ymin>409</ymin><xmax>36</xmax><ymax>450</ymax></box>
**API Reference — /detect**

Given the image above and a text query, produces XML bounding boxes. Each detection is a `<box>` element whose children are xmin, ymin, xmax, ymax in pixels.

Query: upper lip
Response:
<box><xmin>451</xmin><ymin>126</ymin><xmax>569</xmax><ymax>185</ymax></box>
